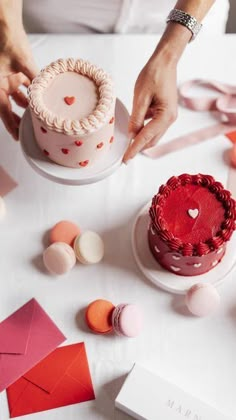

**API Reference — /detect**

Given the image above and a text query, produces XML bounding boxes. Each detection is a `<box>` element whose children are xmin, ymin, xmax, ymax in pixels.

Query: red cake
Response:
<box><xmin>148</xmin><ymin>174</ymin><xmax>236</xmax><ymax>276</ymax></box>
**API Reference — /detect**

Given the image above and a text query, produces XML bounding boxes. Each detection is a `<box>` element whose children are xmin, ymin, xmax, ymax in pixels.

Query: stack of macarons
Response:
<box><xmin>43</xmin><ymin>220</ymin><xmax>104</xmax><ymax>275</ymax></box>
<box><xmin>85</xmin><ymin>299</ymin><xmax>143</xmax><ymax>338</ymax></box>
<box><xmin>0</xmin><ymin>196</ymin><xmax>6</xmax><ymax>220</ymax></box>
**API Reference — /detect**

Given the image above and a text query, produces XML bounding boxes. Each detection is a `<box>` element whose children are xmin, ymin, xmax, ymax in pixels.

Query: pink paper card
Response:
<box><xmin>0</xmin><ymin>166</ymin><xmax>18</xmax><ymax>196</ymax></box>
<box><xmin>0</xmin><ymin>298</ymin><xmax>66</xmax><ymax>391</ymax></box>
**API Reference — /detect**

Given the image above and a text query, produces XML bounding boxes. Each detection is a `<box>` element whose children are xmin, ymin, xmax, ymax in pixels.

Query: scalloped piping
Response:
<box><xmin>28</xmin><ymin>58</ymin><xmax>115</xmax><ymax>136</ymax></box>
<box><xmin>149</xmin><ymin>173</ymin><xmax>236</xmax><ymax>257</ymax></box>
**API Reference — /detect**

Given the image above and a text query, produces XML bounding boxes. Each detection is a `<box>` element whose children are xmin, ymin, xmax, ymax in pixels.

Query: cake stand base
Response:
<box><xmin>19</xmin><ymin>98</ymin><xmax>129</xmax><ymax>186</ymax></box>
<box><xmin>132</xmin><ymin>203</ymin><xmax>236</xmax><ymax>295</ymax></box>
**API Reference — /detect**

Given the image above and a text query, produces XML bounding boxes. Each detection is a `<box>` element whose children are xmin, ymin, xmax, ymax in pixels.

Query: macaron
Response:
<box><xmin>43</xmin><ymin>242</ymin><xmax>76</xmax><ymax>275</ymax></box>
<box><xmin>230</xmin><ymin>145</ymin><xmax>236</xmax><ymax>168</ymax></box>
<box><xmin>50</xmin><ymin>220</ymin><xmax>80</xmax><ymax>247</ymax></box>
<box><xmin>85</xmin><ymin>299</ymin><xmax>115</xmax><ymax>334</ymax></box>
<box><xmin>185</xmin><ymin>283</ymin><xmax>220</xmax><ymax>317</ymax></box>
<box><xmin>74</xmin><ymin>231</ymin><xmax>104</xmax><ymax>264</ymax></box>
<box><xmin>0</xmin><ymin>196</ymin><xmax>6</xmax><ymax>220</ymax></box>
<box><xmin>112</xmin><ymin>304</ymin><xmax>143</xmax><ymax>337</ymax></box>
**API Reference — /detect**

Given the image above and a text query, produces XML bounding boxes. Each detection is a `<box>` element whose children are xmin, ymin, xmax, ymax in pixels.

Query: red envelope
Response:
<box><xmin>7</xmin><ymin>343</ymin><xmax>95</xmax><ymax>417</ymax></box>
<box><xmin>0</xmin><ymin>299</ymin><xmax>66</xmax><ymax>391</ymax></box>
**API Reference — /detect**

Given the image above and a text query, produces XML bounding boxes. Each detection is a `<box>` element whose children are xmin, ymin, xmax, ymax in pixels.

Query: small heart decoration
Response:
<box><xmin>64</xmin><ymin>96</ymin><xmax>76</xmax><ymax>105</ymax></box>
<box><xmin>75</xmin><ymin>140</ymin><xmax>83</xmax><ymax>147</ymax></box>
<box><xmin>43</xmin><ymin>149</ymin><xmax>49</xmax><ymax>156</ymax></box>
<box><xmin>170</xmin><ymin>265</ymin><xmax>180</xmax><ymax>272</ymax></box>
<box><xmin>41</xmin><ymin>127</ymin><xmax>47</xmax><ymax>133</ymax></box>
<box><xmin>212</xmin><ymin>260</ymin><xmax>218</xmax><ymax>267</ymax></box>
<box><xmin>154</xmin><ymin>246</ymin><xmax>160</xmax><ymax>253</ymax></box>
<box><xmin>188</xmin><ymin>208</ymin><xmax>199</xmax><ymax>219</ymax></box>
<box><xmin>61</xmin><ymin>148</ymin><xmax>69</xmax><ymax>154</ymax></box>
<box><xmin>97</xmin><ymin>142</ymin><xmax>104</xmax><ymax>149</ymax></box>
<box><xmin>193</xmin><ymin>263</ymin><xmax>202</xmax><ymax>268</ymax></box>
<box><xmin>110</xmin><ymin>136</ymin><xmax>114</xmax><ymax>144</ymax></box>
<box><xmin>172</xmin><ymin>255</ymin><xmax>181</xmax><ymax>261</ymax></box>
<box><xmin>79</xmin><ymin>160</ymin><xmax>89</xmax><ymax>167</ymax></box>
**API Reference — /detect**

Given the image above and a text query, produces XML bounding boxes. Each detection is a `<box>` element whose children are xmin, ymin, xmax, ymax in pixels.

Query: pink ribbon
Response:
<box><xmin>143</xmin><ymin>78</ymin><xmax>236</xmax><ymax>159</ymax></box>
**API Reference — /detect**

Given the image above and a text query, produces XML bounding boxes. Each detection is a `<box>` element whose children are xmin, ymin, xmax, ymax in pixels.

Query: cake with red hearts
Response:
<box><xmin>148</xmin><ymin>174</ymin><xmax>236</xmax><ymax>276</ymax></box>
<box><xmin>28</xmin><ymin>58</ymin><xmax>115</xmax><ymax>168</ymax></box>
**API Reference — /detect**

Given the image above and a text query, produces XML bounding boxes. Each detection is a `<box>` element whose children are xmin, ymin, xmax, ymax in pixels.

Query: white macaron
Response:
<box><xmin>74</xmin><ymin>231</ymin><xmax>104</xmax><ymax>264</ymax></box>
<box><xmin>185</xmin><ymin>283</ymin><xmax>220</xmax><ymax>317</ymax></box>
<box><xmin>43</xmin><ymin>242</ymin><xmax>76</xmax><ymax>275</ymax></box>
<box><xmin>0</xmin><ymin>196</ymin><xmax>6</xmax><ymax>220</ymax></box>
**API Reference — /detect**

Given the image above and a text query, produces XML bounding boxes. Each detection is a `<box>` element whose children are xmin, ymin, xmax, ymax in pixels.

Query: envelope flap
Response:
<box><xmin>0</xmin><ymin>299</ymin><xmax>35</xmax><ymax>355</ymax></box>
<box><xmin>23</xmin><ymin>343</ymin><xmax>84</xmax><ymax>393</ymax></box>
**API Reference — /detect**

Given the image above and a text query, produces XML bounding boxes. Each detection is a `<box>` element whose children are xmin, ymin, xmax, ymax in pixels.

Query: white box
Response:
<box><xmin>115</xmin><ymin>364</ymin><xmax>231</xmax><ymax>420</ymax></box>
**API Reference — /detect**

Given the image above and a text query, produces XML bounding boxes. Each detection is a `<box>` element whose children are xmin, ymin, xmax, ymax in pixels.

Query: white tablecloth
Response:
<box><xmin>1</xmin><ymin>34</ymin><xmax>236</xmax><ymax>420</ymax></box>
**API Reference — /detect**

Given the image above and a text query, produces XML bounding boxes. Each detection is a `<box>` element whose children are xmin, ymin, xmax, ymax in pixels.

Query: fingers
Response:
<box><xmin>123</xmin><ymin>110</ymin><xmax>176</xmax><ymax>162</ymax></box>
<box><xmin>128</xmin><ymin>90</ymin><xmax>151</xmax><ymax>139</ymax></box>
<box><xmin>7</xmin><ymin>72</ymin><xmax>31</xmax><ymax>93</ymax></box>
<box><xmin>11</xmin><ymin>89</ymin><xmax>28</xmax><ymax>108</ymax></box>
<box><xmin>21</xmin><ymin>61</ymin><xmax>38</xmax><ymax>81</ymax></box>
<box><xmin>0</xmin><ymin>89</ymin><xmax>19</xmax><ymax>140</ymax></box>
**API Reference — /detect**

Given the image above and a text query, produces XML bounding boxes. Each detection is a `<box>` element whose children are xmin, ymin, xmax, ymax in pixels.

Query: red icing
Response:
<box><xmin>61</xmin><ymin>148</ymin><xmax>69</xmax><ymax>154</ymax></box>
<box><xmin>110</xmin><ymin>136</ymin><xmax>114</xmax><ymax>144</ymax></box>
<box><xmin>97</xmin><ymin>142</ymin><xmax>104</xmax><ymax>149</ymax></box>
<box><xmin>41</xmin><ymin>127</ymin><xmax>47</xmax><ymax>133</ymax></box>
<box><xmin>79</xmin><ymin>160</ymin><xmax>89</xmax><ymax>167</ymax></box>
<box><xmin>64</xmin><ymin>96</ymin><xmax>75</xmax><ymax>105</ymax></box>
<box><xmin>75</xmin><ymin>141</ymin><xmax>83</xmax><ymax>147</ymax></box>
<box><xmin>43</xmin><ymin>149</ymin><xmax>49</xmax><ymax>156</ymax></box>
<box><xmin>148</xmin><ymin>174</ymin><xmax>236</xmax><ymax>275</ymax></box>
<box><xmin>161</xmin><ymin>184</ymin><xmax>225</xmax><ymax>244</ymax></box>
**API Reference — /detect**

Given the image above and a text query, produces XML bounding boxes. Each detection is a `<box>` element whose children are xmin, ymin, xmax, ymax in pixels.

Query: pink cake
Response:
<box><xmin>148</xmin><ymin>174</ymin><xmax>236</xmax><ymax>276</ymax></box>
<box><xmin>28</xmin><ymin>58</ymin><xmax>115</xmax><ymax>168</ymax></box>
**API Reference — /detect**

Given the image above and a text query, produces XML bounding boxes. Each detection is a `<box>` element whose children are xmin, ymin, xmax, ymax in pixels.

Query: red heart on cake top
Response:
<box><xmin>43</xmin><ymin>149</ymin><xmax>49</xmax><ymax>156</ymax></box>
<box><xmin>110</xmin><ymin>136</ymin><xmax>114</xmax><ymax>144</ymax></box>
<box><xmin>41</xmin><ymin>127</ymin><xmax>47</xmax><ymax>133</ymax></box>
<box><xmin>61</xmin><ymin>148</ymin><xmax>69</xmax><ymax>154</ymax></box>
<box><xmin>75</xmin><ymin>140</ymin><xmax>83</xmax><ymax>147</ymax></box>
<box><xmin>64</xmin><ymin>96</ymin><xmax>76</xmax><ymax>105</ymax></box>
<box><xmin>97</xmin><ymin>142</ymin><xmax>104</xmax><ymax>149</ymax></box>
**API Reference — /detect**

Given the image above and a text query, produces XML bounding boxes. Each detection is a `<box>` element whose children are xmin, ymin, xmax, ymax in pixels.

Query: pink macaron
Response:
<box><xmin>43</xmin><ymin>242</ymin><xmax>76</xmax><ymax>275</ymax></box>
<box><xmin>111</xmin><ymin>304</ymin><xmax>143</xmax><ymax>337</ymax></box>
<box><xmin>185</xmin><ymin>283</ymin><xmax>221</xmax><ymax>317</ymax></box>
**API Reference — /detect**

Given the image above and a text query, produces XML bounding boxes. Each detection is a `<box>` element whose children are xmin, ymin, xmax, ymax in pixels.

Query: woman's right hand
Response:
<box><xmin>0</xmin><ymin>24</ymin><xmax>38</xmax><ymax>140</ymax></box>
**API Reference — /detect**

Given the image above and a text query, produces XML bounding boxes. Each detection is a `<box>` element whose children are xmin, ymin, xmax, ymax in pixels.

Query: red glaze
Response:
<box><xmin>64</xmin><ymin>96</ymin><xmax>76</xmax><ymax>105</ymax></box>
<box><xmin>148</xmin><ymin>174</ymin><xmax>236</xmax><ymax>276</ymax></box>
<box><xmin>43</xmin><ymin>149</ymin><xmax>49</xmax><ymax>156</ymax></box>
<box><xmin>75</xmin><ymin>140</ymin><xmax>83</xmax><ymax>147</ymax></box>
<box><xmin>61</xmin><ymin>148</ymin><xmax>69</xmax><ymax>154</ymax></box>
<box><xmin>97</xmin><ymin>142</ymin><xmax>104</xmax><ymax>149</ymax></box>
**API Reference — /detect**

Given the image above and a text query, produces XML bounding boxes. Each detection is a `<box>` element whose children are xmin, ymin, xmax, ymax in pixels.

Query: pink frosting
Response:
<box><xmin>28</xmin><ymin>58</ymin><xmax>115</xmax><ymax>168</ymax></box>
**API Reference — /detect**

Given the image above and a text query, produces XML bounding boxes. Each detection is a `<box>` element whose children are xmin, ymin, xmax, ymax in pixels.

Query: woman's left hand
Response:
<box><xmin>123</xmin><ymin>54</ymin><xmax>178</xmax><ymax>163</ymax></box>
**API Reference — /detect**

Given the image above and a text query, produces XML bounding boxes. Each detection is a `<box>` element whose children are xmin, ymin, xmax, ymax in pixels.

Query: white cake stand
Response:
<box><xmin>19</xmin><ymin>98</ymin><xmax>129</xmax><ymax>186</ymax></box>
<box><xmin>132</xmin><ymin>203</ymin><xmax>236</xmax><ymax>295</ymax></box>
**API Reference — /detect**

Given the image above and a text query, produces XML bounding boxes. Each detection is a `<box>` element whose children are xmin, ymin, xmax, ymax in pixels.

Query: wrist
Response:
<box><xmin>151</xmin><ymin>22</ymin><xmax>191</xmax><ymax>66</ymax></box>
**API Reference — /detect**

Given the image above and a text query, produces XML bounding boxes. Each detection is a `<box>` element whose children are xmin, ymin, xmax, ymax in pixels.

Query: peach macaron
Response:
<box><xmin>50</xmin><ymin>220</ymin><xmax>80</xmax><ymax>247</ymax></box>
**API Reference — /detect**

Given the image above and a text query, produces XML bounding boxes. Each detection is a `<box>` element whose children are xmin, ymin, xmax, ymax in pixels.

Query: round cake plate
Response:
<box><xmin>132</xmin><ymin>202</ymin><xmax>236</xmax><ymax>295</ymax></box>
<box><xmin>19</xmin><ymin>98</ymin><xmax>129</xmax><ymax>186</ymax></box>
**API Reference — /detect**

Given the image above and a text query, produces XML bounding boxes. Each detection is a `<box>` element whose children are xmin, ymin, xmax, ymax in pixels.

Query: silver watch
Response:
<box><xmin>166</xmin><ymin>9</ymin><xmax>202</xmax><ymax>41</ymax></box>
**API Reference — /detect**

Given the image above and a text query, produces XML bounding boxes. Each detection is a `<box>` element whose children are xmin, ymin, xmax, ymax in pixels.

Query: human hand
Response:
<box><xmin>123</xmin><ymin>56</ymin><xmax>178</xmax><ymax>163</ymax></box>
<box><xmin>0</xmin><ymin>24</ymin><xmax>38</xmax><ymax>140</ymax></box>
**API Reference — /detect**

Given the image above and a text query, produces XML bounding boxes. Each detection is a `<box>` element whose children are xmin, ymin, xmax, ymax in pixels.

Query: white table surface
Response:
<box><xmin>1</xmin><ymin>34</ymin><xmax>236</xmax><ymax>420</ymax></box>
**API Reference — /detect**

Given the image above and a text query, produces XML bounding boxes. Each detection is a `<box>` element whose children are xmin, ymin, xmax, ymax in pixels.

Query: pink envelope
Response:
<box><xmin>0</xmin><ymin>298</ymin><xmax>66</xmax><ymax>391</ymax></box>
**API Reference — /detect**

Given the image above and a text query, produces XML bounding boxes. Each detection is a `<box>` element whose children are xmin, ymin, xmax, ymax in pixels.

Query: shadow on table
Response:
<box><xmin>170</xmin><ymin>295</ymin><xmax>195</xmax><ymax>317</ymax></box>
<box><xmin>91</xmin><ymin>373</ymin><xmax>132</xmax><ymax>420</ymax></box>
<box><xmin>101</xmin><ymin>215</ymin><xmax>161</xmax><ymax>293</ymax></box>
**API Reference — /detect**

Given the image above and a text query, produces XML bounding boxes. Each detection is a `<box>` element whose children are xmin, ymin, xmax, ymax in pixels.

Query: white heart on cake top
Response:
<box><xmin>187</xmin><ymin>208</ymin><xmax>199</xmax><ymax>219</ymax></box>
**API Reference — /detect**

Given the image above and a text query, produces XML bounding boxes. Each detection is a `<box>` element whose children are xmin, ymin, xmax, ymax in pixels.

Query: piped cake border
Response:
<box><xmin>149</xmin><ymin>174</ymin><xmax>236</xmax><ymax>257</ymax></box>
<box><xmin>28</xmin><ymin>58</ymin><xmax>115</xmax><ymax>136</ymax></box>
